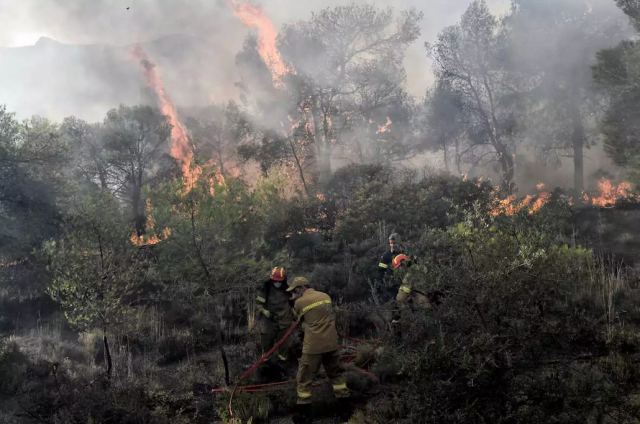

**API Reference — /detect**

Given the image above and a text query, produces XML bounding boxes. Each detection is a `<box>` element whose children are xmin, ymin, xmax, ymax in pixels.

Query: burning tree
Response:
<box><xmin>101</xmin><ymin>105</ymin><xmax>172</xmax><ymax>236</ymax></box>
<box><xmin>236</xmin><ymin>4</ymin><xmax>421</xmax><ymax>187</ymax></box>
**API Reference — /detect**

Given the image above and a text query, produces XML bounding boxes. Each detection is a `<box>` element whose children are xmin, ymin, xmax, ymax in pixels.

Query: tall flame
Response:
<box><xmin>132</xmin><ymin>45</ymin><xmax>201</xmax><ymax>192</ymax></box>
<box><xmin>230</xmin><ymin>0</ymin><xmax>293</xmax><ymax>87</ymax></box>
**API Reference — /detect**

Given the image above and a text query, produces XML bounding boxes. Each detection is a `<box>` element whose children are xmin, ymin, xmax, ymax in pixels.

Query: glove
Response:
<box><xmin>261</xmin><ymin>309</ymin><xmax>272</xmax><ymax>319</ymax></box>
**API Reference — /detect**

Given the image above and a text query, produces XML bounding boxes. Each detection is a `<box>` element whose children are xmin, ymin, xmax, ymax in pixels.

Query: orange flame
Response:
<box><xmin>490</xmin><ymin>183</ymin><xmax>550</xmax><ymax>216</ymax></box>
<box><xmin>129</xmin><ymin>199</ymin><xmax>172</xmax><ymax>247</ymax></box>
<box><xmin>130</xmin><ymin>227</ymin><xmax>172</xmax><ymax>247</ymax></box>
<box><xmin>132</xmin><ymin>45</ymin><xmax>202</xmax><ymax>192</ymax></box>
<box><xmin>583</xmin><ymin>179</ymin><xmax>635</xmax><ymax>207</ymax></box>
<box><xmin>377</xmin><ymin>117</ymin><xmax>392</xmax><ymax>134</ymax></box>
<box><xmin>208</xmin><ymin>169</ymin><xmax>227</xmax><ymax>196</ymax></box>
<box><xmin>230</xmin><ymin>0</ymin><xmax>294</xmax><ymax>87</ymax></box>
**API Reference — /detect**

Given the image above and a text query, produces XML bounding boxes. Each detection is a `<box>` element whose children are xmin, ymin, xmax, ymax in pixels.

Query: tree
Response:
<box><xmin>0</xmin><ymin>107</ymin><xmax>67</xmax><ymax>259</ymax></box>
<box><xmin>187</xmin><ymin>101</ymin><xmax>251</xmax><ymax>177</ymax></box>
<box><xmin>44</xmin><ymin>190</ymin><xmax>139</xmax><ymax>378</ymax></box>
<box><xmin>61</xmin><ymin>116</ymin><xmax>111</xmax><ymax>190</ymax></box>
<box><xmin>427</xmin><ymin>1</ymin><xmax>524</xmax><ymax>192</ymax></box>
<box><xmin>100</xmin><ymin>105</ymin><xmax>171</xmax><ymax>236</ymax></box>
<box><xmin>506</xmin><ymin>0</ymin><xmax>627</xmax><ymax>192</ymax></box>
<box><xmin>594</xmin><ymin>2</ymin><xmax>640</xmax><ymax>182</ymax></box>
<box><xmin>237</xmin><ymin>5</ymin><xmax>422</xmax><ymax>187</ymax></box>
<box><xmin>420</xmin><ymin>80</ymin><xmax>467</xmax><ymax>173</ymax></box>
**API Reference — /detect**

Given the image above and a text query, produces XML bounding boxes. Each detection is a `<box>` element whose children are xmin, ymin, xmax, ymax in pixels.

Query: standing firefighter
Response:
<box><xmin>255</xmin><ymin>266</ymin><xmax>294</xmax><ymax>379</ymax></box>
<box><xmin>376</xmin><ymin>232</ymin><xmax>405</xmax><ymax>301</ymax></box>
<box><xmin>378</xmin><ymin>233</ymin><xmax>404</xmax><ymax>278</ymax></box>
<box><xmin>287</xmin><ymin>276</ymin><xmax>349</xmax><ymax>411</ymax></box>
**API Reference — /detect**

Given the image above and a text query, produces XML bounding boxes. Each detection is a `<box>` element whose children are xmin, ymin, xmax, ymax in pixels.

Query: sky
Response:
<box><xmin>0</xmin><ymin>0</ymin><xmax>512</xmax><ymax>99</ymax></box>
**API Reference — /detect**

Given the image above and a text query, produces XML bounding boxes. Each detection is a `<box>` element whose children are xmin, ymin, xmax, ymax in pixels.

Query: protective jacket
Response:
<box><xmin>293</xmin><ymin>288</ymin><xmax>339</xmax><ymax>354</ymax></box>
<box><xmin>396</xmin><ymin>268</ymin><xmax>430</xmax><ymax>307</ymax></box>
<box><xmin>256</xmin><ymin>280</ymin><xmax>294</xmax><ymax>328</ymax></box>
<box><xmin>378</xmin><ymin>247</ymin><xmax>405</xmax><ymax>279</ymax></box>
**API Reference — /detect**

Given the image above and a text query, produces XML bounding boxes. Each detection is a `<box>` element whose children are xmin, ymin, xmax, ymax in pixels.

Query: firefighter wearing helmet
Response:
<box><xmin>255</xmin><ymin>266</ymin><xmax>294</xmax><ymax>379</ymax></box>
<box><xmin>376</xmin><ymin>232</ymin><xmax>406</xmax><ymax>301</ymax></box>
<box><xmin>287</xmin><ymin>276</ymin><xmax>349</xmax><ymax>417</ymax></box>
<box><xmin>393</xmin><ymin>254</ymin><xmax>430</xmax><ymax>305</ymax></box>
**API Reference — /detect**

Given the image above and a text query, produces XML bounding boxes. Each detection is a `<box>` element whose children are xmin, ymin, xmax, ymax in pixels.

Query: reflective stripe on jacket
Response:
<box><xmin>293</xmin><ymin>288</ymin><xmax>339</xmax><ymax>354</ymax></box>
<box><xmin>256</xmin><ymin>280</ymin><xmax>294</xmax><ymax>327</ymax></box>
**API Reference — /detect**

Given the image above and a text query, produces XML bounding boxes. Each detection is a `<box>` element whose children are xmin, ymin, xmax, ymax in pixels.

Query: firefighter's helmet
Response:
<box><xmin>392</xmin><ymin>254</ymin><xmax>411</xmax><ymax>269</ymax></box>
<box><xmin>270</xmin><ymin>266</ymin><xmax>286</xmax><ymax>282</ymax></box>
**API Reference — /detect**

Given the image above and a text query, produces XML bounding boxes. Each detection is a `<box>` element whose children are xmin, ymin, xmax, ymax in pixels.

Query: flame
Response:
<box><xmin>490</xmin><ymin>182</ymin><xmax>550</xmax><ymax>216</ymax></box>
<box><xmin>208</xmin><ymin>169</ymin><xmax>227</xmax><ymax>196</ymax></box>
<box><xmin>132</xmin><ymin>45</ymin><xmax>201</xmax><ymax>192</ymax></box>
<box><xmin>130</xmin><ymin>199</ymin><xmax>172</xmax><ymax>247</ymax></box>
<box><xmin>583</xmin><ymin>179</ymin><xmax>635</xmax><ymax>207</ymax></box>
<box><xmin>377</xmin><ymin>117</ymin><xmax>392</xmax><ymax>134</ymax></box>
<box><xmin>230</xmin><ymin>0</ymin><xmax>294</xmax><ymax>87</ymax></box>
<box><xmin>130</xmin><ymin>227</ymin><xmax>172</xmax><ymax>247</ymax></box>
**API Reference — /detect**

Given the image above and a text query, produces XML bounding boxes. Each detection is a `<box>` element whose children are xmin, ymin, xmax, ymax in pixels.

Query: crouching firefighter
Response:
<box><xmin>255</xmin><ymin>266</ymin><xmax>294</xmax><ymax>380</ymax></box>
<box><xmin>287</xmin><ymin>276</ymin><xmax>349</xmax><ymax>410</ymax></box>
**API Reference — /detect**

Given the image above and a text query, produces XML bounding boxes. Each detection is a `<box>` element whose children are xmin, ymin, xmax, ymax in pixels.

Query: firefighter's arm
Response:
<box><xmin>292</xmin><ymin>299</ymin><xmax>303</xmax><ymax>322</ymax></box>
<box><xmin>396</xmin><ymin>284</ymin><xmax>412</xmax><ymax>303</ymax></box>
<box><xmin>255</xmin><ymin>287</ymin><xmax>272</xmax><ymax>319</ymax></box>
<box><xmin>378</xmin><ymin>254</ymin><xmax>391</xmax><ymax>281</ymax></box>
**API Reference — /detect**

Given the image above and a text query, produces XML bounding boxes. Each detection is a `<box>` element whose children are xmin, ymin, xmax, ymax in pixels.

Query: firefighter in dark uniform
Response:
<box><xmin>377</xmin><ymin>233</ymin><xmax>405</xmax><ymax>301</ymax></box>
<box><xmin>255</xmin><ymin>266</ymin><xmax>294</xmax><ymax>380</ymax></box>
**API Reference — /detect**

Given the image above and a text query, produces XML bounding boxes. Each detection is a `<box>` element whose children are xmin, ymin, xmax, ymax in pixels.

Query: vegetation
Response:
<box><xmin>2</xmin><ymin>1</ymin><xmax>640</xmax><ymax>423</ymax></box>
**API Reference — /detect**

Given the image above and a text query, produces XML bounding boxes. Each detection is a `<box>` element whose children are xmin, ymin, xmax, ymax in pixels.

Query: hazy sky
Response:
<box><xmin>0</xmin><ymin>0</ymin><xmax>511</xmax><ymax>97</ymax></box>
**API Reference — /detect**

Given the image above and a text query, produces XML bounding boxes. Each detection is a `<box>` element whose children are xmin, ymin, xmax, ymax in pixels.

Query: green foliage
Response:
<box><xmin>368</xmin><ymin>208</ymin><xmax>640</xmax><ymax>423</ymax></box>
<box><xmin>335</xmin><ymin>172</ymin><xmax>494</xmax><ymax>243</ymax></box>
<box><xmin>43</xmin><ymin>189</ymin><xmax>138</xmax><ymax>332</ymax></box>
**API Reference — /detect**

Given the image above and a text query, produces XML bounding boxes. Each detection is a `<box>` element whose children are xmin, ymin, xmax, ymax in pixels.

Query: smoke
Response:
<box><xmin>0</xmin><ymin>0</ymin><xmax>632</xmax><ymax>191</ymax></box>
<box><xmin>0</xmin><ymin>0</ymin><xmax>510</xmax><ymax>121</ymax></box>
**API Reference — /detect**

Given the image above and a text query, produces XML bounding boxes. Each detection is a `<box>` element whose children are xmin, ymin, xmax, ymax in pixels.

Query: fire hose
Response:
<box><xmin>213</xmin><ymin>320</ymin><xmax>380</xmax><ymax>417</ymax></box>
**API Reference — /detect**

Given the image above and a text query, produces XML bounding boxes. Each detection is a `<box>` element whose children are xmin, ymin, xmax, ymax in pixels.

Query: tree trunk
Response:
<box><xmin>493</xmin><ymin>138</ymin><xmax>515</xmax><ymax>193</ymax></box>
<box><xmin>571</xmin><ymin>104</ymin><xmax>585</xmax><ymax>193</ymax></box>
<box><xmin>132</xmin><ymin>186</ymin><xmax>145</xmax><ymax>236</ymax></box>
<box><xmin>288</xmin><ymin>138</ymin><xmax>311</xmax><ymax>197</ymax></box>
<box><xmin>442</xmin><ymin>137</ymin><xmax>449</xmax><ymax>173</ymax></box>
<box><xmin>103</xmin><ymin>332</ymin><xmax>112</xmax><ymax>379</ymax></box>
<box><xmin>310</xmin><ymin>96</ymin><xmax>332</xmax><ymax>186</ymax></box>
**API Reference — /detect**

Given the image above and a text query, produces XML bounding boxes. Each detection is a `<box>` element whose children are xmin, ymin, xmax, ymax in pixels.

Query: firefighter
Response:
<box><xmin>287</xmin><ymin>276</ymin><xmax>349</xmax><ymax>408</ymax></box>
<box><xmin>393</xmin><ymin>254</ymin><xmax>430</xmax><ymax>308</ymax></box>
<box><xmin>255</xmin><ymin>266</ymin><xmax>294</xmax><ymax>379</ymax></box>
<box><xmin>378</xmin><ymin>232</ymin><xmax>404</xmax><ymax>279</ymax></box>
<box><xmin>376</xmin><ymin>232</ymin><xmax>405</xmax><ymax>301</ymax></box>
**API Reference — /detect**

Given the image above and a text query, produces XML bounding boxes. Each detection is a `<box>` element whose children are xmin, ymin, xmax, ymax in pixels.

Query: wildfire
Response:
<box><xmin>377</xmin><ymin>117</ymin><xmax>392</xmax><ymax>134</ymax></box>
<box><xmin>208</xmin><ymin>169</ymin><xmax>227</xmax><ymax>196</ymax></box>
<box><xmin>132</xmin><ymin>45</ymin><xmax>202</xmax><ymax>192</ymax></box>
<box><xmin>583</xmin><ymin>179</ymin><xmax>635</xmax><ymax>207</ymax></box>
<box><xmin>130</xmin><ymin>227</ymin><xmax>172</xmax><ymax>247</ymax></box>
<box><xmin>130</xmin><ymin>199</ymin><xmax>172</xmax><ymax>247</ymax></box>
<box><xmin>490</xmin><ymin>183</ymin><xmax>550</xmax><ymax>216</ymax></box>
<box><xmin>230</xmin><ymin>0</ymin><xmax>294</xmax><ymax>87</ymax></box>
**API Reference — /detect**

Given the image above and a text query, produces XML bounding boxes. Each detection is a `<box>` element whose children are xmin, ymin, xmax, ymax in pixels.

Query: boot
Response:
<box><xmin>335</xmin><ymin>397</ymin><xmax>353</xmax><ymax>421</ymax></box>
<box><xmin>292</xmin><ymin>403</ymin><xmax>312</xmax><ymax>424</ymax></box>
